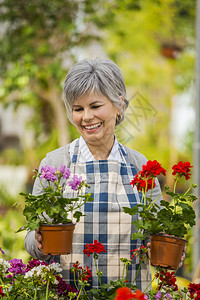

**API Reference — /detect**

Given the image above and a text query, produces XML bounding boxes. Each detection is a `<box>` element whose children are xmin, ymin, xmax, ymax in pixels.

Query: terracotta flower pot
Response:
<box><xmin>150</xmin><ymin>234</ymin><xmax>187</xmax><ymax>270</ymax></box>
<box><xmin>40</xmin><ymin>223</ymin><xmax>75</xmax><ymax>255</ymax></box>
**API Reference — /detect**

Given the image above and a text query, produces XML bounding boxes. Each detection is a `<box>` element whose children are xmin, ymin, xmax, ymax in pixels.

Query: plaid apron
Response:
<box><xmin>60</xmin><ymin>139</ymin><xmax>151</xmax><ymax>291</ymax></box>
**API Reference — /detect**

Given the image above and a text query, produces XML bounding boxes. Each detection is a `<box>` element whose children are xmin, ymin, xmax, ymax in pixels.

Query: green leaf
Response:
<box><xmin>123</xmin><ymin>206</ymin><xmax>139</xmax><ymax>215</ymax></box>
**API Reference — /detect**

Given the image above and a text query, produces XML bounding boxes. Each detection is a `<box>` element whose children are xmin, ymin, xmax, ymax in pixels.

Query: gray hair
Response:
<box><xmin>62</xmin><ymin>58</ymin><xmax>129</xmax><ymax>125</ymax></box>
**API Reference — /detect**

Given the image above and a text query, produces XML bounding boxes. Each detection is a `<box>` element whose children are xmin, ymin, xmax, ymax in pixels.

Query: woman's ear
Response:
<box><xmin>119</xmin><ymin>95</ymin><xmax>124</xmax><ymax>102</ymax></box>
<box><xmin>118</xmin><ymin>96</ymin><xmax>124</xmax><ymax>110</ymax></box>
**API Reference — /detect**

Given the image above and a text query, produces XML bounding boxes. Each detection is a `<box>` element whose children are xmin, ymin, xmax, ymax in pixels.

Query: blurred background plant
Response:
<box><xmin>0</xmin><ymin>0</ymin><xmax>197</xmax><ymax>286</ymax></box>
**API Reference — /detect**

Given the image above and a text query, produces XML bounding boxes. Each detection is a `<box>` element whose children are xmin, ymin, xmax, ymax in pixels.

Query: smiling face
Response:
<box><xmin>72</xmin><ymin>91</ymin><xmax>119</xmax><ymax>152</ymax></box>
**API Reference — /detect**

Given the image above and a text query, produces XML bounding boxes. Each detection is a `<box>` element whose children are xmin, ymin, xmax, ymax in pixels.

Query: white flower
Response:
<box><xmin>0</xmin><ymin>258</ymin><xmax>11</xmax><ymax>274</ymax></box>
<box><xmin>53</xmin><ymin>279</ymin><xmax>59</xmax><ymax>285</ymax></box>
<box><xmin>24</xmin><ymin>269</ymin><xmax>34</xmax><ymax>278</ymax></box>
<box><xmin>49</xmin><ymin>262</ymin><xmax>62</xmax><ymax>273</ymax></box>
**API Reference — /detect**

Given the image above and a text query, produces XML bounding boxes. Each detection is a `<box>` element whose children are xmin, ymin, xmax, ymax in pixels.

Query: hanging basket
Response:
<box><xmin>40</xmin><ymin>223</ymin><xmax>75</xmax><ymax>255</ymax></box>
<box><xmin>150</xmin><ymin>234</ymin><xmax>187</xmax><ymax>270</ymax></box>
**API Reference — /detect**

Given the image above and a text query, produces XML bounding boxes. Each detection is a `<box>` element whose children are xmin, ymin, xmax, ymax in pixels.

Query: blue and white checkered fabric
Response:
<box><xmin>60</xmin><ymin>139</ymin><xmax>151</xmax><ymax>291</ymax></box>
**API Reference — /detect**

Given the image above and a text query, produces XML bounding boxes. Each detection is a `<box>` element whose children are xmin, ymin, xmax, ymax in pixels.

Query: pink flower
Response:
<box><xmin>25</xmin><ymin>259</ymin><xmax>48</xmax><ymax>272</ymax></box>
<box><xmin>68</xmin><ymin>174</ymin><xmax>83</xmax><ymax>190</ymax></box>
<box><xmin>59</xmin><ymin>165</ymin><xmax>71</xmax><ymax>179</ymax></box>
<box><xmin>40</xmin><ymin>165</ymin><xmax>58</xmax><ymax>182</ymax></box>
<box><xmin>9</xmin><ymin>258</ymin><xmax>26</xmax><ymax>275</ymax></box>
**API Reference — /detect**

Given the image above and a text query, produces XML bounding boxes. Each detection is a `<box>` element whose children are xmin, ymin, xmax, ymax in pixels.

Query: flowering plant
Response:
<box><xmin>69</xmin><ymin>240</ymin><xmax>149</xmax><ymax>299</ymax></box>
<box><xmin>63</xmin><ymin>240</ymin><xmax>199</xmax><ymax>299</ymax></box>
<box><xmin>18</xmin><ymin>165</ymin><xmax>93</xmax><ymax>231</ymax></box>
<box><xmin>123</xmin><ymin>160</ymin><xmax>197</xmax><ymax>240</ymax></box>
<box><xmin>0</xmin><ymin>248</ymin><xmax>78</xmax><ymax>299</ymax></box>
<box><xmin>1</xmin><ymin>243</ymin><xmax>199</xmax><ymax>300</ymax></box>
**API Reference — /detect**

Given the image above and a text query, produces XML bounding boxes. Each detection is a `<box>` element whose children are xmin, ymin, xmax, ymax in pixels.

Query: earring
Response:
<box><xmin>116</xmin><ymin>114</ymin><xmax>122</xmax><ymax>123</ymax></box>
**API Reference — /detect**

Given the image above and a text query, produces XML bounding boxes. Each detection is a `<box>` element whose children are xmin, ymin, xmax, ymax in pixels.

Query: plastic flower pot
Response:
<box><xmin>40</xmin><ymin>223</ymin><xmax>76</xmax><ymax>255</ymax></box>
<box><xmin>150</xmin><ymin>234</ymin><xmax>187</xmax><ymax>270</ymax></box>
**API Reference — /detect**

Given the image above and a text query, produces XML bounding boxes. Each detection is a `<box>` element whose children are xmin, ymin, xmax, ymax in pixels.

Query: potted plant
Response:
<box><xmin>18</xmin><ymin>165</ymin><xmax>93</xmax><ymax>255</ymax></box>
<box><xmin>123</xmin><ymin>160</ymin><xmax>197</xmax><ymax>269</ymax></box>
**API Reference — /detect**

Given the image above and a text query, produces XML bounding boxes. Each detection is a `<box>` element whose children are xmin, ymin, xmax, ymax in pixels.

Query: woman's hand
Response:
<box><xmin>147</xmin><ymin>243</ymin><xmax>187</xmax><ymax>268</ymax></box>
<box><xmin>35</xmin><ymin>229</ymin><xmax>43</xmax><ymax>251</ymax></box>
<box><xmin>178</xmin><ymin>245</ymin><xmax>187</xmax><ymax>268</ymax></box>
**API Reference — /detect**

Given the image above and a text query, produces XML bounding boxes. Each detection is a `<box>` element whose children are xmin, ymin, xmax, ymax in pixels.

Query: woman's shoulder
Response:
<box><xmin>121</xmin><ymin>144</ymin><xmax>148</xmax><ymax>173</ymax></box>
<box><xmin>38</xmin><ymin>139</ymin><xmax>79</xmax><ymax>169</ymax></box>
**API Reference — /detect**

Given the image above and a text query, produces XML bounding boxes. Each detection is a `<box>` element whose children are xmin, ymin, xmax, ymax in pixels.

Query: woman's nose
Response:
<box><xmin>82</xmin><ymin>109</ymin><xmax>94</xmax><ymax>121</ymax></box>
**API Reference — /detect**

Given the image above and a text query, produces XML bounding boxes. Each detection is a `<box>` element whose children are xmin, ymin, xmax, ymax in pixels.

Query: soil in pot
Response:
<box><xmin>150</xmin><ymin>234</ymin><xmax>187</xmax><ymax>270</ymax></box>
<box><xmin>40</xmin><ymin>223</ymin><xmax>75</xmax><ymax>255</ymax></box>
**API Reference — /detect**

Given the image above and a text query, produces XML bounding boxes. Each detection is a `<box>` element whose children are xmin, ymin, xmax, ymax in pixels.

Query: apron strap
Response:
<box><xmin>72</xmin><ymin>139</ymin><xmax>80</xmax><ymax>163</ymax></box>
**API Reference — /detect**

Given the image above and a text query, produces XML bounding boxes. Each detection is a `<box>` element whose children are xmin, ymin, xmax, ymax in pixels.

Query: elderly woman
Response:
<box><xmin>25</xmin><ymin>58</ymin><xmax>161</xmax><ymax>290</ymax></box>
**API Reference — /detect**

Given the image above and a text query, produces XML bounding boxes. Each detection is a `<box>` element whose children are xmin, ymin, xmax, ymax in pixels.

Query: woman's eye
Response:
<box><xmin>92</xmin><ymin>105</ymin><xmax>101</xmax><ymax>109</ymax></box>
<box><xmin>73</xmin><ymin>107</ymin><xmax>83</xmax><ymax>112</ymax></box>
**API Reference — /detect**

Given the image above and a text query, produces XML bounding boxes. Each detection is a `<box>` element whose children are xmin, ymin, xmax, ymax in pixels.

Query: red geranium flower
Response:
<box><xmin>0</xmin><ymin>286</ymin><xmax>5</xmax><ymax>297</ymax></box>
<box><xmin>79</xmin><ymin>265</ymin><xmax>91</xmax><ymax>282</ymax></box>
<box><xmin>114</xmin><ymin>287</ymin><xmax>134</xmax><ymax>300</ymax></box>
<box><xmin>132</xmin><ymin>289</ymin><xmax>147</xmax><ymax>300</ymax></box>
<box><xmin>172</xmin><ymin>161</ymin><xmax>193</xmax><ymax>180</ymax></box>
<box><xmin>188</xmin><ymin>283</ymin><xmax>200</xmax><ymax>299</ymax></box>
<box><xmin>141</xmin><ymin>160</ymin><xmax>166</xmax><ymax>177</ymax></box>
<box><xmin>130</xmin><ymin>174</ymin><xmax>155</xmax><ymax>193</ymax></box>
<box><xmin>130</xmin><ymin>160</ymin><xmax>166</xmax><ymax>193</ymax></box>
<box><xmin>155</xmin><ymin>269</ymin><xmax>178</xmax><ymax>291</ymax></box>
<box><xmin>73</xmin><ymin>261</ymin><xmax>82</xmax><ymax>272</ymax></box>
<box><xmin>130</xmin><ymin>245</ymin><xmax>147</xmax><ymax>260</ymax></box>
<box><xmin>83</xmin><ymin>240</ymin><xmax>106</xmax><ymax>257</ymax></box>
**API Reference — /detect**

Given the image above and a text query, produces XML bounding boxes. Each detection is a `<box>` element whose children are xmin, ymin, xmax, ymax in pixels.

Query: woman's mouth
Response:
<box><xmin>82</xmin><ymin>122</ymin><xmax>102</xmax><ymax>131</ymax></box>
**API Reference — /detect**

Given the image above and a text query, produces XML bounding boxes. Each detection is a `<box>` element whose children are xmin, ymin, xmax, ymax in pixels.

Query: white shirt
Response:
<box><xmin>69</xmin><ymin>136</ymin><xmax>123</xmax><ymax>163</ymax></box>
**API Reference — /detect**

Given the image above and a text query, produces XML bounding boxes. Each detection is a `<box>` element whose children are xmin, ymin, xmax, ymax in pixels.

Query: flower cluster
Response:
<box><xmin>19</xmin><ymin>164</ymin><xmax>93</xmax><ymax>231</ymax></box>
<box><xmin>40</xmin><ymin>165</ymin><xmax>81</xmax><ymax>190</ymax></box>
<box><xmin>130</xmin><ymin>160</ymin><xmax>166</xmax><ymax>192</ymax></box>
<box><xmin>172</xmin><ymin>161</ymin><xmax>193</xmax><ymax>180</ymax></box>
<box><xmin>0</xmin><ymin>255</ymin><xmax>77</xmax><ymax>299</ymax></box>
<box><xmin>70</xmin><ymin>241</ymin><xmax>150</xmax><ymax>299</ymax></box>
<box><xmin>187</xmin><ymin>283</ymin><xmax>200</xmax><ymax>299</ymax></box>
<box><xmin>130</xmin><ymin>245</ymin><xmax>148</xmax><ymax>260</ymax></box>
<box><xmin>1</xmin><ymin>240</ymin><xmax>199</xmax><ymax>300</ymax></box>
<box><xmin>155</xmin><ymin>269</ymin><xmax>178</xmax><ymax>291</ymax></box>
<box><xmin>114</xmin><ymin>287</ymin><xmax>148</xmax><ymax>300</ymax></box>
<box><xmin>125</xmin><ymin>159</ymin><xmax>197</xmax><ymax>240</ymax></box>
<box><xmin>71</xmin><ymin>262</ymin><xmax>92</xmax><ymax>283</ymax></box>
<box><xmin>83</xmin><ymin>239</ymin><xmax>106</xmax><ymax>257</ymax></box>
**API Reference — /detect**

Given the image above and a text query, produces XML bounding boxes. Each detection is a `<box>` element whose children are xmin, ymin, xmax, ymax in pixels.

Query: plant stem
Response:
<box><xmin>76</xmin><ymin>286</ymin><xmax>83</xmax><ymax>300</ymax></box>
<box><xmin>73</xmin><ymin>272</ymin><xmax>79</xmax><ymax>291</ymax></box>
<box><xmin>147</xmin><ymin>190</ymin><xmax>165</xmax><ymax>210</ymax></box>
<box><xmin>83</xmin><ymin>286</ymin><xmax>90</xmax><ymax>299</ymax></box>
<box><xmin>173</xmin><ymin>177</ymin><xmax>178</xmax><ymax>194</ymax></box>
<box><xmin>143</xmin><ymin>274</ymin><xmax>156</xmax><ymax>293</ymax></box>
<box><xmin>132</xmin><ymin>259</ymin><xmax>144</xmax><ymax>284</ymax></box>
<box><xmin>122</xmin><ymin>263</ymin><xmax>126</xmax><ymax>281</ymax></box>
<box><xmin>34</xmin><ymin>284</ymin><xmax>38</xmax><ymax>300</ymax></box>
<box><xmin>183</xmin><ymin>184</ymin><xmax>192</xmax><ymax>197</ymax></box>
<box><xmin>94</xmin><ymin>258</ymin><xmax>102</xmax><ymax>287</ymax></box>
<box><xmin>125</xmin><ymin>264</ymin><xmax>129</xmax><ymax>281</ymax></box>
<box><xmin>150</xmin><ymin>179</ymin><xmax>154</xmax><ymax>199</ymax></box>
<box><xmin>173</xmin><ymin>178</ymin><xmax>179</xmax><ymax>214</ymax></box>
<box><xmin>45</xmin><ymin>278</ymin><xmax>50</xmax><ymax>300</ymax></box>
<box><xmin>144</xmin><ymin>182</ymin><xmax>148</xmax><ymax>206</ymax></box>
